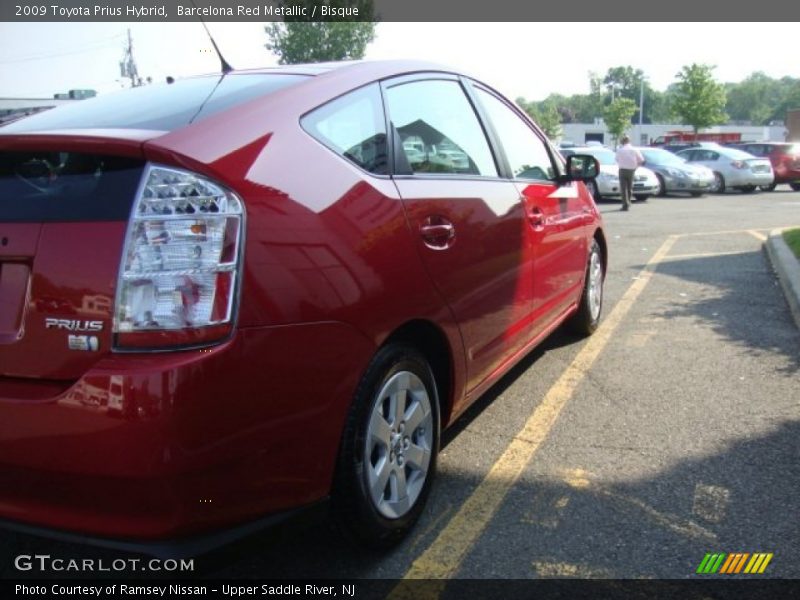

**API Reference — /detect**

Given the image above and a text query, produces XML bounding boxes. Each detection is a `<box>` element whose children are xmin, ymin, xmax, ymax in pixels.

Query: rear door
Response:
<box><xmin>383</xmin><ymin>75</ymin><xmax>534</xmax><ymax>395</ymax></box>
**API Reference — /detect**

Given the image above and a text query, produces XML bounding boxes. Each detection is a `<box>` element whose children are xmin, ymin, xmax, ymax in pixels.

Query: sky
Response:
<box><xmin>0</xmin><ymin>22</ymin><xmax>798</xmax><ymax>102</ymax></box>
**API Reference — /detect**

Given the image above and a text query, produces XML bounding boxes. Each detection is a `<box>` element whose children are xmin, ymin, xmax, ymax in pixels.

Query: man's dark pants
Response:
<box><xmin>619</xmin><ymin>168</ymin><xmax>636</xmax><ymax>210</ymax></box>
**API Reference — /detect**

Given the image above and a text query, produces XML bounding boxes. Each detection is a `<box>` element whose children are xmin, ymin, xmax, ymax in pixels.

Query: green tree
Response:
<box><xmin>599</xmin><ymin>66</ymin><xmax>670</xmax><ymax>124</ymax></box>
<box><xmin>603</xmin><ymin>66</ymin><xmax>644</xmax><ymax>101</ymax></box>
<box><xmin>603</xmin><ymin>98</ymin><xmax>637</xmax><ymax>146</ymax></box>
<box><xmin>265</xmin><ymin>1</ymin><xmax>376</xmax><ymax>64</ymax></box>
<box><xmin>516</xmin><ymin>97</ymin><xmax>562</xmax><ymax>140</ymax></box>
<box><xmin>671</xmin><ymin>64</ymin><xmax>727</xmax><ymax>134</ymax></box>
<box><xmin>725</xmin><ymin>72</ymin><xmax>778</xmax><ymax>125</ymax></box>
<box><xmin>723</xmin><ymin>73</ymin><xmax>800</xmax><ymax>125</ymax></box>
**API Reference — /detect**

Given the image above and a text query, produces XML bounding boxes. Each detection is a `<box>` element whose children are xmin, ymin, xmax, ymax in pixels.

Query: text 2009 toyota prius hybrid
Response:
<box><xmin>0</xmin><ymin>60</ymin><xmax>605</xmax><ymax>552</ymax></box>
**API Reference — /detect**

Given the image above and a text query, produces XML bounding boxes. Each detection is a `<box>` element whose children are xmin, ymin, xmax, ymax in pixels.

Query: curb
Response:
<box><xmin>765</xmin><ymin>228</ymin><xmax>800</xmax><ymax>330</ymax></box>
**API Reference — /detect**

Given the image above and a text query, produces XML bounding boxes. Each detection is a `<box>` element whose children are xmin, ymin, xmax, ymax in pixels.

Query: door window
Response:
<box><xmin>474</xmin><ymin>88</ymin><xmax>557</xmax><ymax>182</ymax></box>
<box><xmin>301</xmin><ymin>83</ymin><xmax>388</xmax><ymax>175</ymax></box>
<box><xmin>384</xmin><ymin>79</ymin><xmax>497</xmax><ymax>177</ymax></box>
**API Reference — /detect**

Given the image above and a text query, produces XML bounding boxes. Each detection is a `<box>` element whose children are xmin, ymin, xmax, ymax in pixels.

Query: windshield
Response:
<box><xmin>640</xmin><ymin>149</ymin><xmax>687</xmax><ymax>167</ymax></box>
<box><xmin>1</xmin><ymin>73</ymin><xmax>307</xmax><ymax>133</ymax></box>
<box><xmin>584</xmin><ymin>148</ymin><xmax>617</xmax><ymax>166</ymax></box>
<box><xmin>0</xmin><ymin>151</ymin><xmax>144</xmax><ymax>222</ymax></box>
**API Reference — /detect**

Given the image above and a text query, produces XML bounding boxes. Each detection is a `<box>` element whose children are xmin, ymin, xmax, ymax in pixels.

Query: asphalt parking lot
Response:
<box><xmin>2</xmin><ymin>187</ymin><xmax>799</xmax><ymax>583</ymax></box>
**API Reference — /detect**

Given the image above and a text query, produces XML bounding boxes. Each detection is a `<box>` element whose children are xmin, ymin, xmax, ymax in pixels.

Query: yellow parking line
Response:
<box><xmin>747</xmin><ymin>230</ymin><xmax>767</xmax><ymax>241</ymax></box>
<box><xmin>677</xmin><ymin>228</ymin><xmax>771</xmax><ymax>238</ymax></box>
<box><xmin>660</xmin><ymin>250</ymin><xmax>753</xmax><ymax>261</ymax></box>
<box><xmin>391</xmin><ymin>235</ymin><xmax>679</xmax><ymax>586</ymax></box>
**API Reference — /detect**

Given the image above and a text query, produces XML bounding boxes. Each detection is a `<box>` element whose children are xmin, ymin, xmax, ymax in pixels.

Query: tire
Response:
<box><xmin>585</xmin><ymin>179</ymin><xmax>600</xmax><ymax>201</ymax></box>
<box><xmin>790</xmin><ymin>182</ymin><xmax>800</xmax><ymax>191</ymax></box>
<box><xmin>568</xmin><ymin>239</ymin><xmax>604</xmax><ymax>336</ymax></box>
<box><xmin>332</xmin><ymin>344</ymin><xmax>439</xmax><ymax>548</ymax></box>
<box><xmin>655</xmin><ymin>174</ymin><xmax>666</xmax><ymax>197</ymax></box>
<box><xmin>634</xmin><ymin>194</ymin><xmax>649</xmax><ymax>202</ymax></box>
<box><xmin>740</xmin><ymin>185</ymin><xmax>756</xmax><ymax>193</ymax></box>
<box><xmin>760</xmin><ymin>183</ymin><xmax>777</xmax><ymax>192</ymax></box>
<box><xmin>711</xmin><ymin>172</ymin><xmax>726</xmax><ymax>193</ymax></box>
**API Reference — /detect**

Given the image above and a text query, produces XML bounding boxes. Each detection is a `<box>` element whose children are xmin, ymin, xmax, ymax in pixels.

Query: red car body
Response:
<box><xmin>0</xmin><ymin>60</ymin><xmax>605</xmax><ymax>551</ymax></box>
<box><xmin>730</xmin><ymin>142</ymin><xmax>800</xmax><ymax>189</ymax></box>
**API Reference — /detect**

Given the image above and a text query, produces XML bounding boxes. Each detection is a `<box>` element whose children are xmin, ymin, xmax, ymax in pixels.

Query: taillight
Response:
<box><xmin>113</xmin><ymin>165</ymin><xmax>244</xmax><ymax>350</ymax></box>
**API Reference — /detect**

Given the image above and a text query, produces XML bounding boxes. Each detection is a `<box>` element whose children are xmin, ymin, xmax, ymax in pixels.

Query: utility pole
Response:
<box><xmin>638</xmin><ymin>77</ymin><xmax>645</xmax><ymax>145</ymax></box>
<box><xmin>119</xmin><ymin>28</ymin><xmax>142</xmax><ymax>88</ymax></box>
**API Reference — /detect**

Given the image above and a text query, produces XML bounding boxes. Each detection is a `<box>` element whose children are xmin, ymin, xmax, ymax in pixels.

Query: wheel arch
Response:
<box><xmin>591</xmin><ymin>226</ymin><xmax>608</xmax><ymax>276</ymax></box>
<box><xmin>382</xmin><ymin>319</ymin><xmax>455</xmax><ymax>428</ymax></box>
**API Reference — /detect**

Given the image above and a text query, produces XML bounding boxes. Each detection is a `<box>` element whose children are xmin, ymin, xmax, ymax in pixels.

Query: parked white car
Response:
<box><xmin>676</xmin><ymin>146</ymin><xmax>774</xmax><ymax>193</ymax></box>
<box><xmin>562</xmin><ymin>146</ymin><xmax>659</xmax><ymax>202</ymax></box>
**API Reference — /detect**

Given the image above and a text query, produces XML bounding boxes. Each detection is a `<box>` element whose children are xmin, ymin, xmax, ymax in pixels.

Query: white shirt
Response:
<box><xmin>616</xmin><ymin>144</ymin><xmax>644</xmax><ymax>170</ymax></box>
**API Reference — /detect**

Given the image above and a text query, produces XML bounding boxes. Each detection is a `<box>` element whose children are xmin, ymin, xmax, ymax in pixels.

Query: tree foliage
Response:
<box><xmin>671</xmin><ymin>64</ymin><xmax>727</xmax><ymax>133</ymax></box>
<box><xmin>725</xmin><ymin>73</ymin><xmax>800</xmax><ymax>125</ymax></box>
<box><xmin>265</xmin><ymin>1</ymin><xmax>376</xmax><ymax>64</ymax></box>
<box><xmin>517</xmin><ymin>97</ymin><xmax>562</xmax><ymax>140</ymax></box>
<box><xmin>603</xmin><ymin>98</ymin><xmax>638</xmax><ymax>145</ymax></box>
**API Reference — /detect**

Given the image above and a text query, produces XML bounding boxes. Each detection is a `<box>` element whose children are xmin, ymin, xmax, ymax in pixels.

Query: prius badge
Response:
<box><xmin>45</xmin><ymin>318</ymin><xmax>103</xmax><ymax>332</ymax></box>
<box><xmin>45</xmin><ymin>318</ymin><xmax>103</xmax><ymax>352</ymax></box>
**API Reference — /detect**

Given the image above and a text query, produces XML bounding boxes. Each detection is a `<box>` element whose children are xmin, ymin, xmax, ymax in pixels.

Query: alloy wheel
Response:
<box><xmin>364</xmin><ymin>370</ymin><xmax>433</xmax><ymax>519</ymax></box>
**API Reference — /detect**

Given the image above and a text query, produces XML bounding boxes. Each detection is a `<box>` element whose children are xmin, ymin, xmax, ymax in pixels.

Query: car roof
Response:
<box><xmin>232</xmin><ymin>59</ymin><xmax>462</xmax><ymax>80</ymax></box>
<box><xmin>734</xmin><ymin>141</ymin><xmax>789</xmax><ymax>146</ymax></box>
<box><xmin>0</xmin><ymin>60</ymin><xmax>467</xmax><ymax>137</ymax></box>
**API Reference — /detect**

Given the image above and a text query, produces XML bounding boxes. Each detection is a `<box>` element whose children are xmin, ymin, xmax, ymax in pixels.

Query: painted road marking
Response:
<box><xmin>676</xmin><ymin>228</ymin><xmax>772</xmax><ymax>238</ymax></box>
<box><xmin>561</xmin><ymin>468</ymin><xmax>717</xmax><ymax>543</ymax></box>
<box><xmin>390</xmin><ymin>235</ymin><xmax>679</xmax><ymax>586</ymax></box>
<box><xmin>661</xmin><ymin>250</ymin><xmax>753</xmax><ymax>261</ymax></box>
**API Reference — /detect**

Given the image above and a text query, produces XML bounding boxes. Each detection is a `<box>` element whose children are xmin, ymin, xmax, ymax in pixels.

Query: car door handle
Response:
<box><xmin>420</xmin><ymin>217</ymin><xmax>455</xmax><ymax>250</ymax></box>
<box><xmin>526</xmin><ymin>206</ymin><xmax>545</xmax><ymax>229</ymax></box>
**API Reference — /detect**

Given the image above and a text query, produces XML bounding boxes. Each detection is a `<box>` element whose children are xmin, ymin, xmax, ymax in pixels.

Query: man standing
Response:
<box><xmin>615</xmin><ymin>135</ymin><xmax>644</xmax><ymax>211</ymax></box>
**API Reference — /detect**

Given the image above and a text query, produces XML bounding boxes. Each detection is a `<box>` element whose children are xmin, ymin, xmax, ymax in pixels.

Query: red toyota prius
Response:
<box><xmin>0</xmin><ymin>60</ymin><xmax>605</xmax><ymax>553</ymax></box>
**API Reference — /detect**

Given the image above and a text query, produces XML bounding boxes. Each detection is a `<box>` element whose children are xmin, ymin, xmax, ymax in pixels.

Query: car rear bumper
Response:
<box><xmin>725</xmin><ymin>171</ymin><xmax>774</xmax><ymax>187</ymax></box>
<box><xmin>0</xmin><ymin>323</ymin><xmax>373</xmax><ymax>542</ymax></box>
<box><xmin>0</xmin><ymin>501</ymin><xmax>321</xmax><ymax>559</ymax></box>
<box><xmin>597</xmin><ymin>180</ymin><xmax>659</xmax><ymax>197</ymax></box>
<box><xmin>773</xmin><ymin>165</ymin><xmax>800</xmax><ymax>184</ymax></box>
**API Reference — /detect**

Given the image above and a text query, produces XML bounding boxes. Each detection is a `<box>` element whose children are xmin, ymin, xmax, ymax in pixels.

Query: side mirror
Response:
<box><xmin>564</xmin><ymin>154</ymin><xmax>599</xmax><ymax>181</ymax></box>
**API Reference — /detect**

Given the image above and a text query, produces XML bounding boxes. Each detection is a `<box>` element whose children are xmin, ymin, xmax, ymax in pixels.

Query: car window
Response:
<box><xmin>0</xmin><ymin>151</ymin><xmax>144</xmax><ymax>222</ymax></box>
<box><xmin>585</xmin><ymin>149</ymin><xmax>617</xmax><ymax>166</ymax></box>
<box><xmin>721</xmin><ymin>148</ymin><xmax>754</xmax><ymax>160</ymax></box>
<box><xmin>301</xmin><ymin>83</ymin><xmax>388</xmax><ymax>175</ymax></box>
<box><xmin>678</xmin><ymin>150</ymin><xmax>696</xmax><ymax>161</ymax></box>
<box><xmin>473</xmin><ymin>88</ymin><xmax>556</xmax><ymax>181</ymax></box>
<box><xmin>694</xmin><ymin>150</ymin><xmax>718</xmax><ymax>161</ymax></box>
<box><xmin>384</xmin><ymin>79</ymin><xmax>497</xmax><ymax>177</ymax></box>
<box><xmin>2</xmin><ymin>73</ymin><xmax>308</xmax><ymax>133</ymax></box>
<box><xmin>642</xmin><ymin>149</ymin><xmax>686</xmax><ymax>166</ymax></box>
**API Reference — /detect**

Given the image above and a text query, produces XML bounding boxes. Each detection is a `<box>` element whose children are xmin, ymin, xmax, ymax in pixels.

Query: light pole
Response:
<box><xmin>638</xmin><ymin>77</ymin><xmax>645</xmax><ymax>145</ymax></box>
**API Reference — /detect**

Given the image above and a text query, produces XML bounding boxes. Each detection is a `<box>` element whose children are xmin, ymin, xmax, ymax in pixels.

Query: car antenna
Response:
<box><xmin>190</xmin><ymin>0</ymin><xmax>234</xmax><ymax>74</ymax></box>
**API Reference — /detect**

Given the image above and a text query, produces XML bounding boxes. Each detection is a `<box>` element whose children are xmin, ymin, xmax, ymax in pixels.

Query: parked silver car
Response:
<box><xmin>675</xmin><ymin>146</ymin><xmax>774</xmax><ymax>193</ymax></box>
<box><xmin>562</xmin><ymin>146</ymin><xmax>659</xmax><ymax>202</ymax></box>
<box><xmin>639</xmin><ymin>148</ymin><xmax>715</xmax><ymax>196</ymax></box>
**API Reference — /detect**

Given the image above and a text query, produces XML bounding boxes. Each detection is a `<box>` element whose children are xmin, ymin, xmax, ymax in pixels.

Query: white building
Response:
<box><xmin>560</xmin><ymin>122</ymin><xmax>788</xmax><ymax>147</ymax></box>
